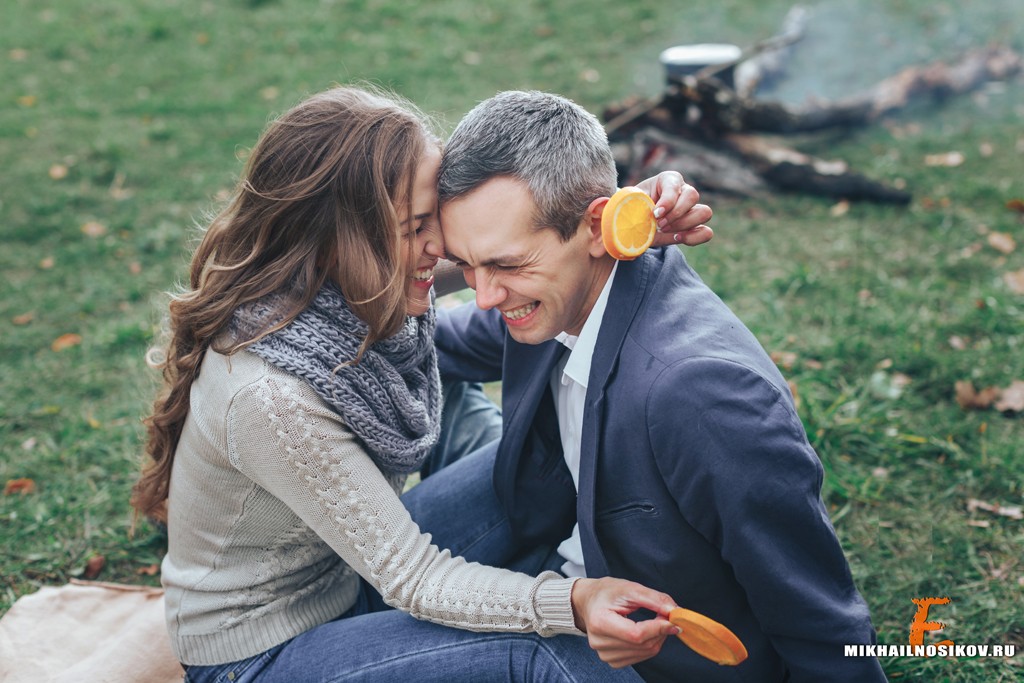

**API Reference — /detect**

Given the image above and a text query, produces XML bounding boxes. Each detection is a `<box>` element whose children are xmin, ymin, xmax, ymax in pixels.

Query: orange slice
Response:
<box><xmin>668</xmin><ymin>607</ymin><xmax>748</xmax><ymax>666</ymax></box>
<box><xmin>601</xmin><ymin>186</ymin><xmax>657</xmax><ymax>260</ymax></box>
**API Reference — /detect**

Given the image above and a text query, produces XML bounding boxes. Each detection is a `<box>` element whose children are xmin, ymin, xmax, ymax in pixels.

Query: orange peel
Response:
<box><xmin>668</xmin><ymin>607</ymin><xmax>748</xmax><ymax>666</ymax></box>
<box><xmin>601</xmin><ymin>186</ymin><xmax>657</xmax><ymax>260</ymax></box>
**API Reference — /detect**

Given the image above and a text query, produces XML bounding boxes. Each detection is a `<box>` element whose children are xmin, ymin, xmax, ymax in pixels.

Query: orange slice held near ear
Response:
<box><xmin>601</xmin><ymin>186</ymin><xmax>658</xmax><ymax>260</ymax></box>
<box><xmin>668</xmin><ymin>607</ymin><xmax>749</xmax><ymax>666</ymax></box>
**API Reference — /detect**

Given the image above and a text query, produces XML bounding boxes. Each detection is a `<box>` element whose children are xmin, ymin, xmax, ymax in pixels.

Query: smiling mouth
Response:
<box><xmin>412</xmin><ymin>266</ymin><xmax>435</xmax><ymax>281</ymax></box>
<box><xmin>501</xmin><ymin>302</ymin><xmax>538</xmax><ymax>325</ymax></box>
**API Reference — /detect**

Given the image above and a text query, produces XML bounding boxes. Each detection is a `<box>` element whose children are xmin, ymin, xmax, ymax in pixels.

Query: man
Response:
<box><xmin>426</xmin><ymin>91</ymin><xmax>885</xmax><ymax>682</ymax></box>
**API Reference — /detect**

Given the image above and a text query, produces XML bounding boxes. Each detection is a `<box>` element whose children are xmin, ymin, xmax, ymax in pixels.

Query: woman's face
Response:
<box><xmin>400</xmin><ymin>145</ymin><xmax>444</xmax><ymax>318</ymax></box>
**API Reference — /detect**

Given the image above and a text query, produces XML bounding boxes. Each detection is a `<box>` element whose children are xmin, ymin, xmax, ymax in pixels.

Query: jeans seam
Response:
<box><xmin>323</xmin><ymin>633</ymin><xmax>582</xmax><ymax>683</ymax></box>
<box><xmin>454</xmin><ymin>515</ymin><xmax>510</xmax><ymax>558</ymax></box>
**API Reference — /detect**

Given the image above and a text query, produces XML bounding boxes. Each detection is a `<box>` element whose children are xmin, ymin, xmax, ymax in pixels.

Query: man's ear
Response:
<box><xmin>583</xmin><ymin>196</ymin><xmax>610</xmax><ymax>258</ymax></box>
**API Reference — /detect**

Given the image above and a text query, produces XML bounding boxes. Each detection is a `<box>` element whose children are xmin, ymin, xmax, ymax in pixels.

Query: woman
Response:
<box><xmin>132</xmin><ymin>85</ymin><xmax>712</xmax><ymax>682</ymax></box>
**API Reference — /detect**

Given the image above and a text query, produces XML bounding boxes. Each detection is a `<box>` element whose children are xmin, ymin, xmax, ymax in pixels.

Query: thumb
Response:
<box><xmin>627</xmin><ymin>614</ymin><xmax>681</xmax><ymax>642</ymax></box>
<box><xmin>618</xmin><ymin>583</ymin><xmax>678</xmax><ymax>618</ymax></box>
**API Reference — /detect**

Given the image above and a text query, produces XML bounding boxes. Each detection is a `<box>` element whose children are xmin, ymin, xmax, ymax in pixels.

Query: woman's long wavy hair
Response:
<box><xmin>132</xmin><ymin>85</ymin><xmax>437</xmax><ymax>523</ymax></box>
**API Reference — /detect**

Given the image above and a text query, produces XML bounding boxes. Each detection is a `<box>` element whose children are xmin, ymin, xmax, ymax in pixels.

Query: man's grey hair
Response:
<box><xmin>438</xmin><ymin>91</ymin><xmax>618</xmax><ymax>242</ymax></box>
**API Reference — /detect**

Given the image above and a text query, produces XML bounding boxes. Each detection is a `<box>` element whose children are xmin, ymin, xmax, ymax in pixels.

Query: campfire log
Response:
<box><xmin>605</xmin><ymin>34</ymin><xmax>1022</xmax><ymax>204</ymax></box>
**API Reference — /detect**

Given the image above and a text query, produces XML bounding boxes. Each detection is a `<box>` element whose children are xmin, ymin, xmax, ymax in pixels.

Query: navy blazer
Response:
<box><xmin>435</xmin><ymin>247</ymin><xmax>885</xmax><ymax>682</ymax></box>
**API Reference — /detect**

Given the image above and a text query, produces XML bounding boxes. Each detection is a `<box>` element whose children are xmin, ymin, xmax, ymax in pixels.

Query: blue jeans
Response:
<box><xmin>185</xmin><ymin>384</ymin><xmax>640</xmax><ymax>682</ymax></box>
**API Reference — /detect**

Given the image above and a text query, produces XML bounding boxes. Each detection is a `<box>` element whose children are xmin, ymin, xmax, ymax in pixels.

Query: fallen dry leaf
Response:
<box><xmin>948</xmin><ymin>335</ymin><xmax>968</xmax><ymax>350</ymax></box>
<box><xmin>924</xmin><ymin>151</ymin><xmax>964</xmax><ymax>167</ymax></box>
<box><xmin>892</xmin><ymin>373</ymin><xmax>912</xmax><ymax>389</ymax></box>
<box><xmin>1006</xmin><ymin>198</ymin><xmax>1024</xmax><ymax>214</ymax></box>
<box><xmin>830</xmin><ymin>200</ymin><xmax>850</xmax><ymax>217</ymax></box>
<box><xmin>17</xmin><ymin>95</ymin><xmax>37</xmax><ymax>107</ymax></box>
<box><xmin>136</xmin><ymin>564</ymin><xmax>160</xmax><ymax>576</ymax></box>
<box><xmin>9</xmin><ymin>48</ymin><xmax>28</xmax><ymax>61</ymax></box>
<box><xmin>48</xmin><ymin>164</ymin><xmax>68</xmax><ymax>180</ymax></box>
<box><xmin>4</xmin><ymin>478</ymin><xmax>36</xmax><ymax>495</ymax></box>
<box><xmin>39</xmin><ymin>256</ymin><xmax>54</xmax><ymax>269</ymax></box>
<box><xmin>51</xmin><ymin>333</ymin><xmax>82</xmax><ymax>352</ymax></box>
<box><xmin>979</xmin><ymin>142</ymin><xmax>994</xmax><ymax>157</ymax></box>
<box><xmin>83</xmin><ymin>554</ymin><xmax>105</xmax><ymax>579</ymax></box>
<box><xmin>967</xmin><ymin>498</ymin><xmax>1024</xmax><ymax>520</ymax></box>
<box><xmin>129</xmin><ymin>261</ymin><xmax>142</xmax><ymax>275</ymax></box>
<box><xmin>994</xmin><ymin>380</ymin><xmax>1024</xmax><ymax>412</ymax></box>
<box><xmin>1004</xmin><ymin>269</ymin><xmax>1024</xmax><ymax>295</ymax></box>
<box><xmin>959</xmin><ymin>243</ymin><xmax>982</xmax><ymax>258</ymax></box>
<box><xmin>955</xmin><ymin>380</ymin><xmax>1000</xmax><ymax>410</ymax></box>
<box><xmin>987</xmin><ymin>231</ymin><xmax>1016</xmax><ymax>254</ymax></box>
<box><xmin>770</xmin><ymin>350</ymin><xmax>798</xmax><ymax>369</ymax></box>
<box><xmin>81</xmin><ymin>221</ymin><xmax>107</xmax><ymax>238</ymax></box>
<box><xmin>108</xmin><ymin>172</ymin><xmax>132</xmax><ymax>200</ymax></box>
<box><xmin>12</xmin><ymin>311</ymin><xmax>35</xmax><ymax>325</ymax></box>
<box><xmin>21</xmin><ymin>437</ymin><xmax>37</xmax><ymax>451</ymax></box>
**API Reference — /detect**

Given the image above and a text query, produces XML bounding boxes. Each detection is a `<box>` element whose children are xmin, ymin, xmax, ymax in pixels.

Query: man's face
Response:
<box><xmin>440</xmin><ymin>176</ymin><xmax>612</xmax><ymax>344</ymax></box>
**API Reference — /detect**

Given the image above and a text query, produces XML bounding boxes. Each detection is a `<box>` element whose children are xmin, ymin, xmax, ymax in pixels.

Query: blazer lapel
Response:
<box><xmin>494</xmin><ymin>338</ymin><xmax>571</xmax><ymax>543</ymax></box>
<box><xmin>577</xmin><ymin>252</ymin><xmax>656</xmax><ymax>577</ymax></box>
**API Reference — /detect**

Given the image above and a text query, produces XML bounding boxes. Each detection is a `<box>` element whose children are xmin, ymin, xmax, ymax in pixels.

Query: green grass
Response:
<box><xmin>2</xmin><ymin>0</ymin><xmax>1022</xmax><ymax>679</ymax></box>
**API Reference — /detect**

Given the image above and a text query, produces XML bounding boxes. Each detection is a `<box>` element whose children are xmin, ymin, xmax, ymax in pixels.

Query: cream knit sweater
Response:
<box><xmin>162</xmin><ymin>349</ymin><xmax>581</xmax><ymax>666</ymax></box>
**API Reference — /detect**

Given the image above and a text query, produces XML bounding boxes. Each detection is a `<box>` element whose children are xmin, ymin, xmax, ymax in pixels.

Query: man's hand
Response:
<box><xmin>571</xmin><ymin>577</ymin><xmax>681</xmax><ymax>669</ymax></box>
<box><xmin>635</xmin><ymin>171</ymin><xmax>713</xmax><ymax>247</ymax></box>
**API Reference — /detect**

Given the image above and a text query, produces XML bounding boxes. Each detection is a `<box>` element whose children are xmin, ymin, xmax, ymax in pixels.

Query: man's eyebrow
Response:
<box><xmin>446</xmin><ymin>250</ymin><xmax>525</xmax><ymax>268</ymax></box>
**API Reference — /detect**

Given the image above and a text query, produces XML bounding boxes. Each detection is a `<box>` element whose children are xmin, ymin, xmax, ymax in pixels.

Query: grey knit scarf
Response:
<box><xmin>231</xmin><ymin>282</ymin><xmax>441</xmax><ymax>476</ymax></box>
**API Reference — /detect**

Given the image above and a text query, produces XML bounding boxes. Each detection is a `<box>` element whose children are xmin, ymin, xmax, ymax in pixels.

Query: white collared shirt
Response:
<box><xmin>549</xmin><ymin>262</ymin><xmax>618</xmax><ymax>577</ymax></box>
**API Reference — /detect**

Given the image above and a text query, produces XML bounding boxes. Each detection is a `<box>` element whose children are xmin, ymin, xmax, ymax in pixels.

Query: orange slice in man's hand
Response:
<box><xmin>668</xmin><ymin>607</ymin><xmax>749</xmax><ymax>666</ymax></box>
<box><xmin>601</xmin><ymin>186</ymin><xmax>657</xmax><ymax>260</ymax></box>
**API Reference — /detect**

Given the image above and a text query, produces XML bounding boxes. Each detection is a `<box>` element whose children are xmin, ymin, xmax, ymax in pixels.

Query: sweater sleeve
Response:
<box><xmin>226</xmin><ymin>366</ymin><xmax>581</xmax><ymax>637</ymax></box>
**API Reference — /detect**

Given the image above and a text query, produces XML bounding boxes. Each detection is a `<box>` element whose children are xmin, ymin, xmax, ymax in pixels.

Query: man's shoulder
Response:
<box><xmin>605</xmin><ymin>252</ymin><xmax>793</xmax><ymax>405</ymax></box>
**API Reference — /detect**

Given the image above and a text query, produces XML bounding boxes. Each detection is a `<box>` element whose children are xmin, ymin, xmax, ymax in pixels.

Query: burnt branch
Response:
<box><xmin>604</xmin><ymin>37</ymin><xmax>1022</xmax><ymax>204</ymax></box>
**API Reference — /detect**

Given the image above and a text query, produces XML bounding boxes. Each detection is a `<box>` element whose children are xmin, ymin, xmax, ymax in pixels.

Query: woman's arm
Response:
<box><xmin>228</xmin><ymin>364</ymin><xmax>677</xmax><ymax>665</ymax></box>
<box><xmin>231</xmin><ymin>367</ymin><xmax>576</xmax><ymax>634</ymax></box>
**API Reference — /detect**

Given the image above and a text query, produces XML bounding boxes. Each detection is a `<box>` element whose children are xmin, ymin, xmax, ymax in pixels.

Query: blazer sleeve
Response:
<box><xmin>647</xmin><ymin>357</ymin><xmax>886</xmax><ymax>683</ymax></box>
<box><xmin>434</xmin><ymin>302</ymin><xmax>506</xmax><ymax>383</ymax></box>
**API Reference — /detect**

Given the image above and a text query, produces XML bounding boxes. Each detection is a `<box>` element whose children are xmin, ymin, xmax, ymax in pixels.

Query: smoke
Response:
<box><xmin>764</xmin><ymin>0</ymin><xmax>1024</xmax><ymax>103</ymax></box>
<box><xmin>630</xmin><ymin>0</ymin><xmax>1024</xmax><ymax>106</ymax></box>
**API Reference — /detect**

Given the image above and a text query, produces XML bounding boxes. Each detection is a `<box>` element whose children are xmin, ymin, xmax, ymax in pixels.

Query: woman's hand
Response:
<box><xmin>634</xmin><ymin>171</ymin><xmax>713</xmax><ymax>247</ymax></box>
<box><xmin>570</xmin><ymin>577</ymin><xmax>681</xmax><ymax>668</ymax></box>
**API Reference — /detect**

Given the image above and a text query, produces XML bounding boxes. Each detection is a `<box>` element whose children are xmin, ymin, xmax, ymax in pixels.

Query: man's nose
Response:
<box><xmin>473</xmin><ymin>270</ymin><xmax>506</xmax><ymax>311</ymax></box>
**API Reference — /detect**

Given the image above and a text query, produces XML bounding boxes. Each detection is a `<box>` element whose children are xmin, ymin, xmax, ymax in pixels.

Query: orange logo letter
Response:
<box><xmin>909</xmin><ymin>597</ymin><xmax>953</xmax><ymax>647</ymax></box>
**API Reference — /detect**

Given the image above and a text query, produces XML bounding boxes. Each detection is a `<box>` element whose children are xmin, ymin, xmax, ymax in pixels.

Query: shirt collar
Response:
<box><xmin>553</xmin><ymin>262</ymin><xmax>618</xmax><ymax>389</ymax></box>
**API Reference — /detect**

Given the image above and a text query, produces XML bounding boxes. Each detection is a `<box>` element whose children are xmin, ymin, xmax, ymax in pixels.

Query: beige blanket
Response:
<box><xmin>0</xmin><ymin>580</ymin><xmax>184</xmax><ymax>683</ymax></box>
